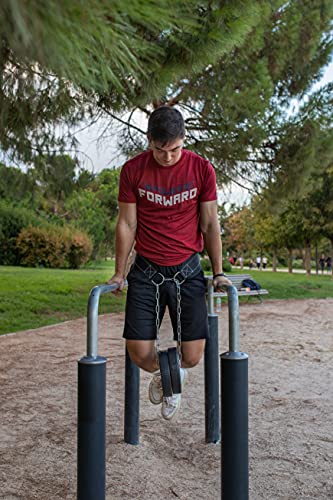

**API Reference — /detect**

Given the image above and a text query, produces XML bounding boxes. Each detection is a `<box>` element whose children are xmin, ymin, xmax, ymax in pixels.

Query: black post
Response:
<box><xmin>124</xmin><ymin>348</ymin><xmax>140</xmax><ymax>445</ymax></box>
<box><xmin>77</xmin><ymin>356</ymin><xmax>107</xmax><ymax>500</ymax></box>
<box><xmin>204</xmin><ymin>313</ymin><xmax>220</xmax><ymax>443</ymax></box>
<box><xmin>221</xmin><ymin>352</ymin><xmax>249</xmax><ymax>500</ymax></box>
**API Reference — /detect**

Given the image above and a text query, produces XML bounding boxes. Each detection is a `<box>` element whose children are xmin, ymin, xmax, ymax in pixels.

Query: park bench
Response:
<box><xmin>211</xmin><ymin>273</ymin><xmax>269</xmax><ymax>303</ymax></box>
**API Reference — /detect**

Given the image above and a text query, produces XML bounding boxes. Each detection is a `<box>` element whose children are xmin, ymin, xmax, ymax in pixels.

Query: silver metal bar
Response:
<box><xmin>207</xmin><ymin>279</ymin><xmax>240</xmax><ymax>352</ymax></box>
<box><xmin>87</xmin><ymin>284</ymin><xmax>120</xmax><ymax>358</ymax></box>
<box><xmin>207</xmin><ymin>280</ymin><xmax>215</xmax><ymax>314</ymax></box>
<box><xmin>227</xmin><ymin>285</ymin><xmax>240</xmax><ymax>352</ymax></box>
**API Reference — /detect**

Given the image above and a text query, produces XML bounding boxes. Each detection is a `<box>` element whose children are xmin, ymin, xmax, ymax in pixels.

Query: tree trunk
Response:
<box><xmin>330</xmin><ymin>239</ymin><xmax>333</xmax><ymax>281</ymax></box>
<box><xmin>304</xmin><ymin>240</ymin><xmax>312</xmax><ymax>276</ymax></box>
<box><xmin>288</xmin><ymin>249</ymin><xmax>293</xmax><ymax>273</ymax></box>
<box><xmin>302</xmin><ymin>248</ymin><xmax>306</xmax><ymax>268</ymax></box>
<box><xmin>272</xmin><ymin>248</ymin><xmax>277</xmax><ymax>272</ymax></box>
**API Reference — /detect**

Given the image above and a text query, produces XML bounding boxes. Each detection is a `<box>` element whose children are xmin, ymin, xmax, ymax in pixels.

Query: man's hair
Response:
<box><xmin>147</xmin><ymin>106</ymin><xmax>185</xmax><ymax>145</ymax></box>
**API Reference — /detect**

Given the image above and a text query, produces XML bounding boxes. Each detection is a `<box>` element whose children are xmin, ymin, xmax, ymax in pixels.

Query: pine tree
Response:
<box><xmin>117</xmin><ymin>0</ymin><xmax>333</xmax><ymax>187</ymax></box>
<box><xmin>0</xmin><ymin>0</ymin><xmax>270</xmax><ymax>161</ymax></box>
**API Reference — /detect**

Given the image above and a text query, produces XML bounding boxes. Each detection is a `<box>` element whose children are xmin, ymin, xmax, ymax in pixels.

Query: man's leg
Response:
<box><xmin>181</xmin><ymin>339</ymin><xmax>206</xmax><ymax>368</ymax></box>
<box><xmin>158</xmin><ymin>269</ymin><xmax>208</xmax><ymax>420</ymax></box>
<box><xmin>126</xmin><ymin>339</ymin><xmax>158</xmax><ymax>373</ymax></box>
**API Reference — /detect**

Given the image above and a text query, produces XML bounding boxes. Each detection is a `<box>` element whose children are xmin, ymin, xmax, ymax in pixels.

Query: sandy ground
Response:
<box><xmin>0</xmin><ymin>298</ymin><xmax>332</xmax><ymax>500</ymax></box>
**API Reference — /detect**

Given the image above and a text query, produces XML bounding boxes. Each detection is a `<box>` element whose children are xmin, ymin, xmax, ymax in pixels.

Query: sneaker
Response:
<box><xmin>161</xmin><ymin>369</ymin><xmax>188</xmax><ymax>420</ymax></box>
<box><xmin>161</xmin><ymin>393</ymin><xmax>182</xmax><ymax>420</ymax></box>
<box><xmin>149</xmin><ymin>372</ymin><xmax>163</xmax><ymax>405</ymax></box>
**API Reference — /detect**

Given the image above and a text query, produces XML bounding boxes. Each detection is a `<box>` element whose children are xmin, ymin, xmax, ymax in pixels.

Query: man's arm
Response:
<box><xmin>108</xmin><ymin>202</ymin><xmax>137</xmax><ymax>290</ymax></box>
<box><xmin>200</xmin><ymin>201</ymin><xmax>231</xmax><ymax>287</ymax></box>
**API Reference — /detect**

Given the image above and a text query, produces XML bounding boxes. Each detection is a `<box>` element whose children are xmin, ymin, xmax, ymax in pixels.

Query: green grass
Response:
<box><xmin>0</xmin><ymin>261</ymin><xmax>126</xmax><ymax>335</ymax></box>
<box><xmin>0</xmin><ymin>264</ymin><xmax>332</xmax><ymax>335</ymax></box>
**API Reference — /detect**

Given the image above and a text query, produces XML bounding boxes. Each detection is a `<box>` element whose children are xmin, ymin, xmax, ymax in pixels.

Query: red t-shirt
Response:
<box><xmin>118</xmin><ymin>149</ymin><xmax>217</xmax><ymax>265</ymax></box>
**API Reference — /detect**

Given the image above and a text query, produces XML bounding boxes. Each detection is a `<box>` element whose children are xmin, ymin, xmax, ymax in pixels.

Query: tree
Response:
<box><xmin>0</xmin><ymin>163</ymin><xmax>37</xmax><ymax>204</ymax></box>
<box><xmin>300</xmin><ymin>164</ymin><xmax>333</xmax><ymax>279</ymax></box>
<box><xmin>224</xmin><ymin>207</ymin><xmax>256</xmax><ymax>257</ymax></box>
<box><xmin>63</xmin><ymin>168</ymin><xmax>120</xmax><ymax>257</ymax></box>
<box><xmin>261</xmin><ymin>83</ymin><xmax>333</xmax><ymax>202</ymax></box>
<box><xmin>251</xmin><ymin>197</ymin><xmax>282</xmax><ymax>271</ymax></box>
<box><xmin>33</xmin><ymin>154</ymin><xmax>80</xmax><ymax>213</ymax></box>
<box><xmin>64</xmin><ymin>190</ymin><xmax>106</xmax><ymax>258</ymax></box>
<box><xmin>0</xmin><ymin>0</ymin><xmax>270</xmax><ymax>161</ymax></box>
<box><xmin>116</xmin><ymin>0</ymin><xmax>333</xmax><ymax>189</ymax></box>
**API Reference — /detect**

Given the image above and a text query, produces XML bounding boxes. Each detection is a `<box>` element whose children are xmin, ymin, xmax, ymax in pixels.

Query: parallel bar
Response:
<box><xmin>87</xmin><ymin>284</ymin><xmax>119</xmax><ymax>358</ymax></box>
<box><xmin>227</xmin><ymin>285</ymin><xmax>240</xmax><ymax>352</ymax></box>
<box><xmin>221</xmin><ymin>352</ymin><xmax>249</xmax><ymax>500</ymax></box>
<box><xmin>78</xmin><ymin>283</ymin><xmax>120</xmax><ymax>500</ymax></box>
<box><xmin>221</xmin><ymin>284</ymin><xmax>249</xmax><ymax>500</ymax></box>
<box><xmin>77</xmin><ymin>356</ymin><xmax>107</xmax><ymax>500</ymax></box>
<box><xmin>205</xmin><ymin>313</ymin><xmax>220</xmax><ymax>443</ymax></box>
<box><xmin>207</xmin><ymin>279</ymin><xmax>215</xmax><ymax>314</ymax></box>
<box><xmin>124</xmin><ymin>348</ymin><xmax>140</xmax><ymax>445</ymax></box>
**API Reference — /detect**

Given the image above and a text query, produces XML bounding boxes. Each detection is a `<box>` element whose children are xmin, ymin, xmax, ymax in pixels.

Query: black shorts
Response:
<box><xmin>123</xmin><ymin>253</ymin><xmax>209</xmax><ymax>342</ymax></box>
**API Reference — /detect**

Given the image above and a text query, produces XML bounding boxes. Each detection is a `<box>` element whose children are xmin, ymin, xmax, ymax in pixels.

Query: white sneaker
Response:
<box><xmin>161</xmin><ymin>369</ymin><xmax>188</xmax><ymax>420</ymax></box>
<box><xmin>149</xmin><ymin>372</ymin><xmax>163</xmax><ymax>405</ymax></box>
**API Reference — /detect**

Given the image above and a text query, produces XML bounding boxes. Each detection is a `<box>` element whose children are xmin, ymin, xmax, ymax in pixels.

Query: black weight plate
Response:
<box><xmin>168</xmin><ymin>347</ymin><xmax>181</xmax><ymax>394</ymax></box>
<box><xmin>158</xmin><ymin>350</ymin><xmax>173</xmax><ymax>397</ymax></box>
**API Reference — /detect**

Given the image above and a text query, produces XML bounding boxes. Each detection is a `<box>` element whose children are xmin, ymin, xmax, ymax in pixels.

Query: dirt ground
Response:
<box><xmin>0</xmin><ymin>298</ymin><xmax>332</xmax><ymax>500</ymax></box>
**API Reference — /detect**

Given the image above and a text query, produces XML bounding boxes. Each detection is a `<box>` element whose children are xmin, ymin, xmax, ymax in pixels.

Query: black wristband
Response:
<box><xmin>213</xmin><ymin>273</ymin><xmax>226</xmax><ymax>279</ymax></box>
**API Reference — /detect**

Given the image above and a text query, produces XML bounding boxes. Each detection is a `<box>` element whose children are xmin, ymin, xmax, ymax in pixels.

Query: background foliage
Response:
<box><xmin>0</xmin><ymin>1</ymin><xmax>332</xmax><ymax>274</ymax></box>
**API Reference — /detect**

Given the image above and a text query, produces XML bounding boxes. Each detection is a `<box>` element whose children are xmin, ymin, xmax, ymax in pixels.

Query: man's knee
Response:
<box><xmin>181</xmin><ymin>340</ymin><xmax>205</xmax><ymax>368</ymax></box>
<box><xmin>181</xmin><ymin>353</ymin><xmax>202</xmax><ymax>368</ymax></box>
<box><xmin>126</xmin><ymin>340</ymin><xmax>158</xmax><ymax>372</ymax></box>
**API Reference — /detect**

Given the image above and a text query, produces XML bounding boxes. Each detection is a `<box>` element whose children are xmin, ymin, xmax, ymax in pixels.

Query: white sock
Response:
<box><xmin>180</xmin><ymin>367</ymin><xmax>187</xmax><ymax>382</ymax></box>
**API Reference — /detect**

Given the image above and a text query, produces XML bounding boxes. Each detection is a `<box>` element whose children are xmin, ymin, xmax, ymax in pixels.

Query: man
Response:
<box><xmin>109</xmin><ymin>106</ymin><xmax>231</xmax><ymax>420</ymax></box>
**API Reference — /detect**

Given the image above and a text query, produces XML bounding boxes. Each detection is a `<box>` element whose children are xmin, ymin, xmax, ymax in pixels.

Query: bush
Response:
<box><xmin>66</xmin><ymin>230</ymin><xmax>93</xmax><ymax>269</ymax></box>
<box><xmin>200</xmin><ymin>258</ymin><xmax>211</xmax><ymax>272</ymax></box>
<box><xmin>200</xmin><ymin>257</ymin><xmax>232</xmax><ymax>273</ymax></box>
<box><xmin>222</xmin><ymin>259</ymin><xmax>232</xmax><ymax>273</ymax></box>
<box><xmin>16</xmin><ymin>225</ymin><xmax>93</xmax><ymax>269</ymax></box>
<box><xmin>0</xmin><ymin>202</ymin><xmax>39</xmax><ymax>265</ymax></box>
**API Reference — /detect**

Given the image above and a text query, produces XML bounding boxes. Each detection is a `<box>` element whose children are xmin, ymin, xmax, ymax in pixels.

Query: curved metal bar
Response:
<box><xmin>87</xmin><ymin>284</ymin><xmax>120</xmax><ymax>358</ymax></box>
<box><xmin>207</xmin><ymin>278</ymin><xmax>240</xmax><ymax>352</ymax></box>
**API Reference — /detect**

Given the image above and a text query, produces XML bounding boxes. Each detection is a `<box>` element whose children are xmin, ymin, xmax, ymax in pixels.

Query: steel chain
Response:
<box><xmin>175</xmin><ymin>280</ymin><xmax>182</xmax><ymax>363</ymax></box>
<box><xmin>155</xmin><ymin>278</ymin><xmax>182</xmax><ymax>364</ymax></box>
<box><xmin>155</xmin><ymin>284</ymin><xmax>161</xmax><ymax>354</ymax></box>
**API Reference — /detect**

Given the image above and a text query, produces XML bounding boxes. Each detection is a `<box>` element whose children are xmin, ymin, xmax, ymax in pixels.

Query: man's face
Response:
<box><xmin>150</xmin><ymin>138</ymin><xmax>184</xmax><ymax>167</ymax></box>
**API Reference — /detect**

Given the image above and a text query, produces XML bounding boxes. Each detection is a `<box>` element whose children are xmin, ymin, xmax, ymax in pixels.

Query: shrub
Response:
<box><xmin>66</xmin><ymin>229</ymin><xmax>93</xmax><ymax>269</ymax></box>
<box><xmin>222</xmin><ymin>259</ymin><xmax>232</xmax><ymax>273</ymax></box>
<box><xmin>17</xmin><ymin>226</ymin><xmax>69</xmax><ymax>268</ymax></box>
<box><xmin>16</xmin><ymin>225</ymin><xmax>93</xmax><ymax>269</ymax></box>
<box><xmin>0</xmin><ymin>202</ymin><xmax>39</xmax><ymax>265</ymax></box>
<box><xmin>200</xmin><ymin>257</ymin><xmax>211</xmax><ymax>272</ymax></box>
<box><xmin>200</xmin><ymin>257</ymin><xmax>232</xmax><ymax>273</ymax></box>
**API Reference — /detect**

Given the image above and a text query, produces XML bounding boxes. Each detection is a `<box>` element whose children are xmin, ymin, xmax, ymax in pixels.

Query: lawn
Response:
<box><xmin>0</xmin><ymin>263</ymin><xmax>332</xmax><ymax>335</ymax></box>
<box><xmin>0</xmin><ymin>261</ymin><xmax>125</xmax><ymax>335</ymax></box>
<box><xmin>234</xmin><ymin>268</ymin><xmax>333</xmax><ymax>301</ymax></box>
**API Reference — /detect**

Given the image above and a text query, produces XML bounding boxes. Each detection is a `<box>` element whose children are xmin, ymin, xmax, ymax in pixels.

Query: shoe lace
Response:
<box><xmin>154</xmin><ymin>376</ymin><xmax>162</xmax><ymax>391</ymax></box>
<box><xmin>164</xmin><ymin>395</ymin><xmax>178</xmax><ymax>408</ymax></box>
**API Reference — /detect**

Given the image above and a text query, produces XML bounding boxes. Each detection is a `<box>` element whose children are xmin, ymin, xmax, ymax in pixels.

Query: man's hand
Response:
<box><xmin>107</xmin><ymin>273</ymin><xmax>126</xmax><ymax>292</ymax></box>
<box><xmin>213</xmin><ymin>274</ymin><xmax>232</xmax><ymax>290</ymax></box>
